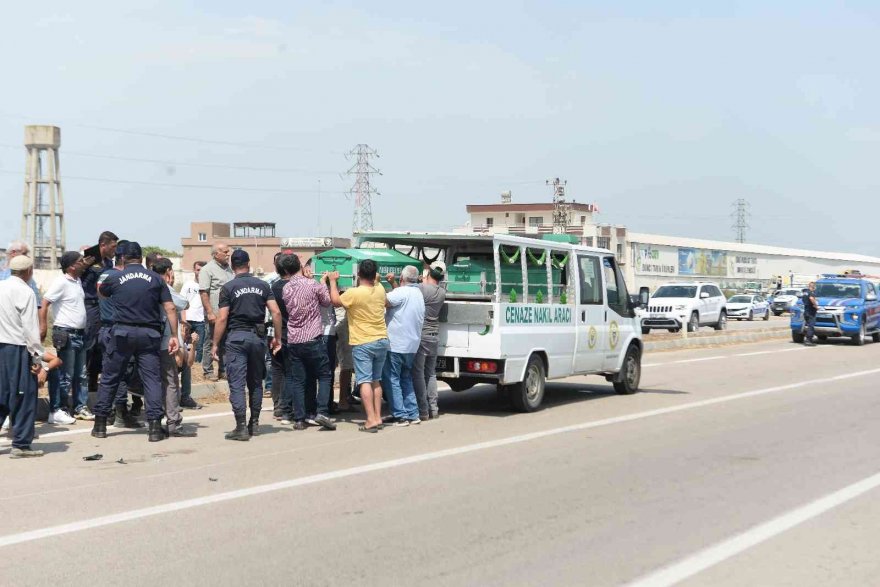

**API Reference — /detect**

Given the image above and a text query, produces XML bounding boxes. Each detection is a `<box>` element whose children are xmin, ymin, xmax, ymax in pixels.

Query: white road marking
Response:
<box><xmin>626</xmin><ymin>469</ymin><xmax>880</xmax><ymax>587</ymax></box>
<box><xmin>643</xmin><ymin>345</ymin><xmax>821</xmax><ymax>368</ymax></box>
<box><xmin>1</xmin><ymin>367</ymin><xmax>878</xmax><ymax>548</ymax></box>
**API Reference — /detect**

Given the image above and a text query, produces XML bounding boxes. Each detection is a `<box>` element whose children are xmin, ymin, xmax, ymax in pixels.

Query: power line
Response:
<box><xmin>0</xmin><ymin>110</ymin><xmax>343</xmax><ymax>154</ymax></box>
<box><xmin>547</xmin><ymin>177</ymin><xmax>570</xmax><ymax>234</ymax></box>
<box><xmin>0</xmin><ymin>168</ymin><xmax>344</xmax><ymax>195</ymax></box>
<box><xmin>0</xmin><ymin>143</ymin><xmax>339</xmax><ymax>175</ymax></box>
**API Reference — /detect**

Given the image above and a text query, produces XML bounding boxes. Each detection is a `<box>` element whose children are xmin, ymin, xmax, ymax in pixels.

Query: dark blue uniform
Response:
<box><xmin>219</xmin><ymin>273</ymin><xmax>274</xmax><ymax>418</ymax></box>
<box><xmin>93</xmin><ymin>264</ymin><xmax>171</xmax><ymax>421</ymax></box>
<box><xmin>97</xmin><ymin>266</ymin><xmax>138</xmax><ymax>407</ymax></box>
<box><xmin>83</xmin><ymin>257</ymin><xmax>113</xmax><ymax>391</ymax></box>
<box><xmin>802</xmin><ymin>287</ymin><xmax>817</xmax><ymax>343</ymax></box>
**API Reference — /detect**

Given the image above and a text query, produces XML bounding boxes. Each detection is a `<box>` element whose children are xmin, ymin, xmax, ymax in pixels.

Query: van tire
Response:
<box><xmin>748</xmin><ymin>310</ymin><xmax>754</xmax><ymax>321</ymax></box>
<box><xmin>873</xmin><ymin>332</ymin><xmax>880</xmax><ymax>343</ymax></box>
<box><xmin>446</xmin><ymin>379</ymin><xmax>476</xmax><ymax>392</ymax></box>
<box><xmin>773</xmin><ymin>310</ymin><xmax>783</xmax><ymax>317</ymax></box>
<box><xmin>509</xmin><ymin>355</ymin><xmax>545</xmax><ymax>412</ymax></box>
<box><xmin>687</xmin><ymin>312</ymin><xmax>699</xmax><ymax>333</ymax></box>
<box><xmin>714</xmin><ymin>311</ymin><xmax>727</xmax><ymax>331</ymax></box>
<box><xmin>763</xmin><ymin>309</ymin><xmax>770</xmax><ymax>321</ymax></box>
<box><xmin>613</xmin><ymin>345</ymin><xmax>641</xmax><ymax>395</ymax></box>
<box><xmin>641</xmin><ymin>327</ymin><xmax>650</xmax><ymax>335</ymax></box>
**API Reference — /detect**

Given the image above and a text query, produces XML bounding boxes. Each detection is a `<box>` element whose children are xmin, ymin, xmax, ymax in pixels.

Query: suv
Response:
<box><xmin>790</xmin><ymin>276</ymin><xmax>880</xmax><ymax>345</ymax></box>
<box><xmin>642</xmin><ymin>282</ymin><xmax>727</xmax><ymax>334</ymax></box>
<box><xmin>771</xmin><ymin>288</ymin><xmax>802</xmax><ymax>315</ymax></box>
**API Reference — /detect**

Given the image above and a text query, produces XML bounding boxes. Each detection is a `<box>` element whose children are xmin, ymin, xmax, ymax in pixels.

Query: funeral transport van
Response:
<box><xmin>347</xmin><ymin>232</ymin><xmax>649</xmax><ymax>412</ymax></box>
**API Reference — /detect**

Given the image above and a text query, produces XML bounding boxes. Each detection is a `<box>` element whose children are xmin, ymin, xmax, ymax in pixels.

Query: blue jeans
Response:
<box><xmin>284</xmin><ymin>338</ymin><xmax>332</xmax><ymax>421</ymax></box>
<box><xmin>382</xmin><ymin>351</ymin><xmax>418</xmax><ymax>420</ymax></box>
<box><xmin>804</xmin><ymin>313</ymin><xmax>816</xmax><ymax>342</ymax></box>
<box><xmin>352</xmin><ymin>338</ymin><xmax>389</xmax><ymax>386</ymax></box>
<box><xmin>50</xmin><ymin>329</ymin><xmax>87</xmax><ymax>413</ymax></box>
<box><xmin>188</xmin><ymin>321</ymin><xmax>205</xmax><ymax>363</ymax></box>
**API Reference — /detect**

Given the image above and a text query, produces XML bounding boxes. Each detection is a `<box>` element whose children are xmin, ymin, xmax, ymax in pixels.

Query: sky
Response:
<box><xmin>1</xmin><ymin>1</ymin><xmax>878</xmax><ymax>254</ymax></box>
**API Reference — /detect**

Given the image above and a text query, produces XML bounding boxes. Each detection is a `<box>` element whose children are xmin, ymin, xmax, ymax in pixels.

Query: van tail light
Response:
<box><xmin>465</xmin><ymin>360</ymin><xmax>498</xmax><ymax>373</ymax></box>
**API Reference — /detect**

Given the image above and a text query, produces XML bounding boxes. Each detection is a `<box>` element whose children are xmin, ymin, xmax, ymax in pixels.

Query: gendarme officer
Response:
<box><xmin>91</xmin><ymin>242</ymin><xmax>179</xmax><ymax>442</ymax></box>
<box><xmin>212</xmin><ymin>249</ymin><xmax>282</xmax><ymax>441</ymax></box>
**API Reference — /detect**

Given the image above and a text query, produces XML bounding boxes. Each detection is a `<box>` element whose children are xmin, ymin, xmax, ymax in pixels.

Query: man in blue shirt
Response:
<box><xmin>382</xmin><ymin>265</ymin><xmax>426</xmax><ymax>426</ymax></box>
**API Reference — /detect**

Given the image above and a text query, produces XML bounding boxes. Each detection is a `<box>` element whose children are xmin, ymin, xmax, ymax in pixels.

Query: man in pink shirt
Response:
<box><xmin>281</xmin><ymin>254</ymin><xmax>336</xmax><ymax>431</ymax></box>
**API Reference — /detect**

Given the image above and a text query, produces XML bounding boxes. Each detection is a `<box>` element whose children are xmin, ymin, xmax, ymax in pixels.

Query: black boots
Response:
<box><xmin>91</xmin><ymin>416</ymin><xmax>107</xmax><ymax>439</ymax></box>
<box><xmin>226</xmin><ymin>414</ymin><xmax>250</xmax><ymax>441</ymax></box>
<box><xmin>147</xmin><ymin>420</ymin><xmax>165</xmax><ymax>442</ymax></box>
<box><xmin>114</xmin><ymin>404</ymin><xmax>144</xmax><ymax>429</ymax></box>
<box><xmin>248</xmin><ymin>416</ymin><xmax>260</xmax><ymax>437</ymax></box>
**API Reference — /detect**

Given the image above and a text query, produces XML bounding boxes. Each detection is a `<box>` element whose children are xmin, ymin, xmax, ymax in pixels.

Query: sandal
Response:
<box><xmin>358</xmin><ymin>424</ymin><xmax>380</xmax><ymax>433</ymax></box>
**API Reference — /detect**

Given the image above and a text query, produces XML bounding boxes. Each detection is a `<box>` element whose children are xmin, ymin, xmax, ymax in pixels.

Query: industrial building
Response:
<box><xmin>457</xmin><ymin>193</ymin><xmax>880</xmax><ymax>291</ymax></box>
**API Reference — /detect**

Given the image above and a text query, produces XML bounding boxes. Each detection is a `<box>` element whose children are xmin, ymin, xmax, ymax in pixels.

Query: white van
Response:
<box><xmin>356</xmin><ymin>232</ymin><xmax>649</xmax><ymax>411</ymax></box>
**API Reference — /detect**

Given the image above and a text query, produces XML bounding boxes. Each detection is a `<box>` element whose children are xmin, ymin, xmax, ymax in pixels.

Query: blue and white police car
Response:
<box><xmin>790</xmin><ymin>274</ymin><xmax>880</xmax><ymax>345</ymax></box>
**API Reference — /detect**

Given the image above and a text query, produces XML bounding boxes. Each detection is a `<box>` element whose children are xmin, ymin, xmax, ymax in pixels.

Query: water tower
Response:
<box><xmin>21</xmin><ymin>125</ymin><xmax>65</xmax><ymax>269</ymax></box>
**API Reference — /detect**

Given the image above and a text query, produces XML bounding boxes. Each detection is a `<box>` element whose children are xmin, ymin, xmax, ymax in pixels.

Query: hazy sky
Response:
<box><xmin>1</xmin><ymin>1</ymin><xmax>878</xmax><ymax>254</ymax></box>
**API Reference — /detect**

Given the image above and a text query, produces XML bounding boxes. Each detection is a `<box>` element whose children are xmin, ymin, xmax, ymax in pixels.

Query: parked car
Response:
<box><xmin>642</xmin><ymin>282</ymin><xmax>727</xmax><ymax>334</ymax></box>
<box><xmin>771</xmin><ymin>288</ymin><xmax>802</xmax><ymax>316</ymax></box>
<box><xmin>726</xmin><ymin>294</ymin><xmax>771</xmax><ymax>321</ymax></box>
<box><xmin>791</xmin><ymin>276</ymin><xmax>880</xmax><ymax>345</ymax></box>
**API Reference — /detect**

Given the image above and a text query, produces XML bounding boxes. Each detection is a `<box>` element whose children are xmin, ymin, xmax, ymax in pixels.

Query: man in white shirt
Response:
<box><xmin>180</xmin><ymin>260</ymin><xmax>206</xmax><ymax>408</ymax></box>
<box><xmin>40</xmin><ymin>251</ymin><xmax>90</xmax><ymax>423</ymax></box>
<box><xmin>0</xmin><ymin>255</ymin><xmax>45</xmax><ymax>457</ymax></box>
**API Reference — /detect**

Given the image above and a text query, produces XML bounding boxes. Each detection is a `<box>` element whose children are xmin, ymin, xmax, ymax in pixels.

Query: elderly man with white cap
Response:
<box><xmin>0</xmin><ymin>255</ymin><xmax>45</xmax><ymax>458</ymax></box>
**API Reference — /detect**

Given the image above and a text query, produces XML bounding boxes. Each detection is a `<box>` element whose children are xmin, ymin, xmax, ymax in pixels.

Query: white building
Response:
<box><xmin>457</xmin><ymin>193</ymin><xmax>880</xmax><ymax>292</ymax></box>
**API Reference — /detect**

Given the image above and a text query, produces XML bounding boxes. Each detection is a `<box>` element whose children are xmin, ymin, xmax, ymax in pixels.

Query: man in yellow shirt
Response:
<box><xmin>329</xmin><ymin>259</ymin><xmax>388</xmax><ymax>432</ymax></box>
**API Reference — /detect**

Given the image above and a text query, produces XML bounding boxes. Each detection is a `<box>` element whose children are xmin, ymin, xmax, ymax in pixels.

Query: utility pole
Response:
<box><xmin>732</xmin><ymin>198</ymin><xmax>750</xmax><ymax>243</ymax></box>
<box><xmin>21</xmin><ymin>125</ymin><xmax>65</xmax><ymax>269</ymax></box>
<box><xmin>346</xmin><ymin>144</ymin><xmax>381</xmax><ymax>235</ymax></box>
<box><xmin>547</xmin><ymin>177</ymin><xmax>570</xmax><ymax>234</ymax></box>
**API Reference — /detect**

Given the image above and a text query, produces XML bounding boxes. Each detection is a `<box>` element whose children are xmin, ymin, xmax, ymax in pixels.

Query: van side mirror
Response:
<box><xmin>700</xmin><ymin>291</ymin><xmax>710</xmax><ymax>299</ymax></box>
<box><xmin>638</xmin><ymin>287</ymin><xmax>650</xmax><ymax>308</ymax></box>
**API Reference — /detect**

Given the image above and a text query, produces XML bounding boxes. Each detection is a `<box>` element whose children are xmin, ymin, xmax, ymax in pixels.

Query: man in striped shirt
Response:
<box><xmin>281</xmin><ymin>255</ymin><xmax>336</xmax><ymax>431</ymax></box>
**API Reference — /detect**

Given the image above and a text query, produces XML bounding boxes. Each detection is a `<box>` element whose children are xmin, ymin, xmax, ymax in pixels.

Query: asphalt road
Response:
<box><xmin>2</xmin><ymin>336</ymin><xmax>879</xmax><ymax>586</ymax></box>
<box><xmin>643</xmin><ymin>312</ymin><xmax>789</xmax><ymax>336</ymax></box>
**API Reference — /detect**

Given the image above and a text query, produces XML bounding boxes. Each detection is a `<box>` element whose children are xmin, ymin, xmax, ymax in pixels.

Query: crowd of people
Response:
<box><xmin>0</xmin><ymin>232</ymin><xmax>447</xmax><ymax>457</ymax></box>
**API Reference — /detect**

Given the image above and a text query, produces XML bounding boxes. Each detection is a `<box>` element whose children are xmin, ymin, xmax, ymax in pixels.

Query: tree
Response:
<box><xmin>142</xmin><ymin>245</ymin><xmax>181</xmax><ymax>258</ymax></box>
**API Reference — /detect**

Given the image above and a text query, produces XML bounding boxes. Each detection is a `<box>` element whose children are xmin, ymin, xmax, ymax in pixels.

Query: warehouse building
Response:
<box><xmin>457</xmin><ymin>193</ymin><xmax>880</xmax><ymax>291</ymax></box>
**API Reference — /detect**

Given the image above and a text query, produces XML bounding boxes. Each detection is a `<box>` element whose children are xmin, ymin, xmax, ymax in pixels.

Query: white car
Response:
<box><xmin>642</xmin><ymin>282</ymin><xmax>728</xmax><ymax>334</ymax></box>
<box><xmin>726</xmin><ymin>294</ymin><xmax>771</xmax><ymax>321</ymax></box>
<box><xmin>770</xmin><ymin>288</ymin><xmax>802</xmax><ymax>316</ymax></box>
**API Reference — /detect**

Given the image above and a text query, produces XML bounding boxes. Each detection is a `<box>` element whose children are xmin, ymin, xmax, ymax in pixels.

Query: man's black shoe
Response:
<box><xmin>170</xmin><ymin>426</ymin><xmax>197</xmax><ymax>437</ymax></box>
<box><xmin>293</xmin><ymin>421</ymin><xmax>306</xmax><ymax>431</ymax></box>
<box><xmin>147</xmin><ymin>420</ymin><xmax>165</xmax><ymax>442</ymax></box>
<box><xmin>225</xmin><ymin>415</ymin><xmax>250</xmax><ymax>441</ymax></box>
<box><xmin>91</xmin><ymin>416</ymin><xmax>107</xmax><ymax>439</ymax></box>
<box><xmin>248</xmin><ymin>417</ymin><xmax>260</xmax><ymax>437</ymax></box>
<box><xmin>381</xmin><ymin>415</ymin><xmax>399</xmax><ymax>424</ymax></box>
<box><xmin>180</xmin><ymin>396</ymin><xmax>201</xmax><ymax>409</ymax></box>
<box><xmin>114</xmin><ymin>405</ymin><xmax>144</xmax><ymax>429</ymax></box>
<box><xmin>314</xmin><ymin>414</ymin><xmax>337</xmax><ymax>431</ymax></box>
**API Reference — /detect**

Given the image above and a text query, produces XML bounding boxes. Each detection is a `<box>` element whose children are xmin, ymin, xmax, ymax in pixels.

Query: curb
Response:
<box><xmin>645</xmin><ymin>329</ymin><xmax>789</xmax><ymax>351</ymax></box>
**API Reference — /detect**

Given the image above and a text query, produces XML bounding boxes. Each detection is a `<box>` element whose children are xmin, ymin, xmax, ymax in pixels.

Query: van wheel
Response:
<box><xmin>509</xmin><ymin>355</ymin><xmax>545</xmax><ymax>412</ymax></box>
<box><xmin>773</xmin><ymin>310</ymin><xmax>783</xmax><ymax>317</ymax></box>
<box><xmin>641</xmin><ymin>327</ymin><xmax>650</xmax><ymax>335</ymax></box>
<box><xmin>669</xmin><ymin>328</ymin><xmax>680</xmax><ymax>333</ymax></box>
<box><xmin>687</xmin><ymin>312</ymin><xmax>699</xmax><ymax>333</ymax></box>
<box><xmin>446</xmin><ymin>379</ymin><xmax>476</xmax><ymax>392</ymax></box>
<box><xmin>613</xmin><ymin>345</ymin><xmax>641</xmax><ymax>395</ymax></box>
<box><xmin>763</xmin><ymin>309</ymin><xmax>771</xmax><ymax>321</ymax></box>
<box><xmin>748</xmin><ymin>310</ymin><xmax>754</xmax><ymax>321</ymax></box>
<box><xmin>873</xmin><ymin>332</ymin><xmax>880</xmax><ymax>343</ymax></box>
<box><xmin>714</xmin><ymin>311</ymin><xmax>727</xmax><ymax>331</ymax></box>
